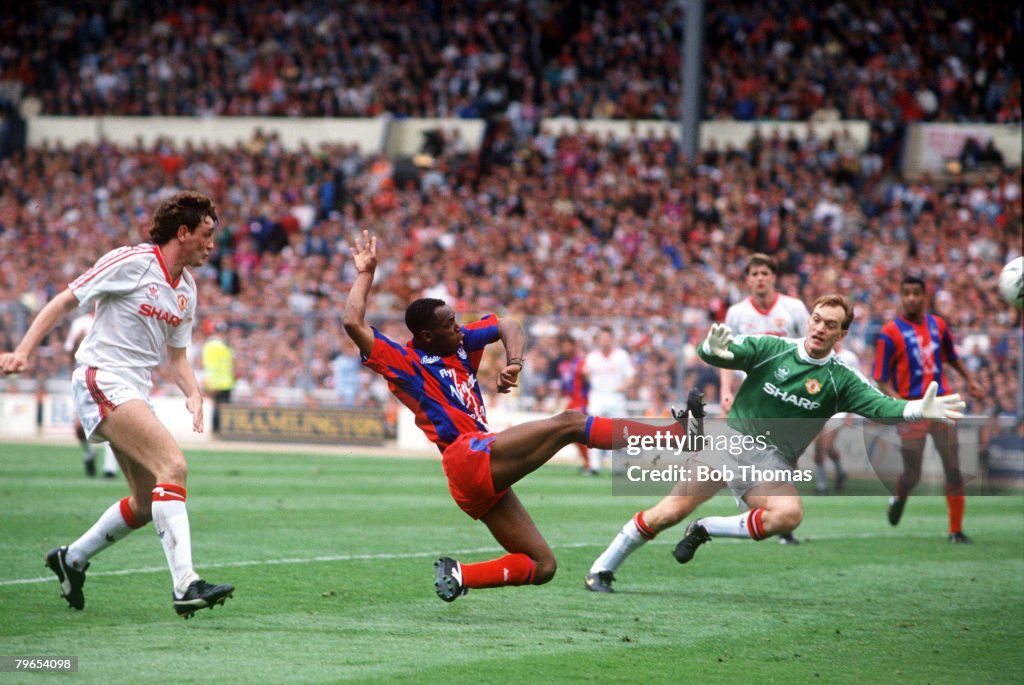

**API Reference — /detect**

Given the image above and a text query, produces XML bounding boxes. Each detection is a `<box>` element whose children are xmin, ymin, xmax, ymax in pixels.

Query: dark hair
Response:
<box><xmin>745</xmin><ymin>252</ymin><xmax>778</xmax><ymax>275</ymax></box>
<box><xmin>149</xmin><ymin>191</ymin><xmax>218</xmax><ymax>245</ymax></box>
<box><xmin>901</xmin><ymin>274</ymin><xmax>926</xmax><ymax>289</ymax></box>
<box><xmin>405</xmin><ymin>298</ymin><xmax>446</xmax><ymax>334</ymax></box>
<box><xmin>811</xmin><ymin>294</ymin><xmax>855</xmax><ymax>330</ymax></box>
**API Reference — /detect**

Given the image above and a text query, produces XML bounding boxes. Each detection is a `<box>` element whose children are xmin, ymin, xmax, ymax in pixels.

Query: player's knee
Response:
<box><xmin>777</xmin><ymin>507</ymin><xmax>803</xmax><ymax>532</ymax></box>
<box><xmin>532</xmin><ymin>556</ymin><xmax>557</xmax><ymax>585</ymax></box>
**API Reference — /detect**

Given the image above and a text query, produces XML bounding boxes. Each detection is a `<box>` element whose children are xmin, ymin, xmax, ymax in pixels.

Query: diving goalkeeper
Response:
<box><xmin>584</xmin><ymin>294</ymin><xmax>966</xmax><ymax>592</ymax></box>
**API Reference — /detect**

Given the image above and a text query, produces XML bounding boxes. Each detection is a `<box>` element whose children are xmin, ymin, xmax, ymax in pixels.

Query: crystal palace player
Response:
<box><xmin>874</xmin><ymin>275</ymin><xmax>985</xmax><ymax>542</ymax></box>
<box><xmin>343</xmin><ymin>231</ymin><xmax>695</xmax><ymax>602</ymax></box>
<box><xmin>585</xmin><ymin>295</ymin><xmax>967</xmax><ymax>591</ymax></box>
<box><xmin>0</xmin><ymin>191</ymin><xmax>233</xmax><ymax>618</ymax></box>
<box><xmin>551</xmin><ymin>333</ymin><xmax>590</xmax><ymax>472</ymax></box>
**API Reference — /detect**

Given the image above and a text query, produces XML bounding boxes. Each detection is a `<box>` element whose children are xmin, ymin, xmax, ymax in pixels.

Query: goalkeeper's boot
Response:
<box><xmin>434</xmin><ymin>557</ymin><xmax>468</xmax><ymax>602</ymax></box>
<box><xmin>673</xmin><ymin>521</ymin><xmax>711</xmax><ymax>564</ymax></box>
<box><xmin>173</xmin><ymin>579</ymin><xmax>234</xmax><ymax>619</ymax></box>
<box><xmin>778</xmin><ymin>532</ymin><xmax>801</xmax><ymax>545</ymax></box>
<box><xmin>887</xmin><ymin>496</ymin><xmax>907</xmax><ymax>526</ymax></box>
<box><xmin>46</xmin><ymin>546</ymin><xmax>87</xmax><ymax>610</ymax></box>
<box><xmin>583</xmin><ymin>571</ymin><xmax>616</xmax><ymax>593</ymax></box>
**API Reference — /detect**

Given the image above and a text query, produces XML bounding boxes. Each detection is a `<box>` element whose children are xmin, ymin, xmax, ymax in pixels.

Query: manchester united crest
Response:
<box><xmin>805</xmin><ymin>378</ymin><xmax>822</xmax><ymax>395</ymax></box>
<box><xmin>177</xmin><ymin>294</ymin><xmax>188</xmax><ymax>311</ymax></box>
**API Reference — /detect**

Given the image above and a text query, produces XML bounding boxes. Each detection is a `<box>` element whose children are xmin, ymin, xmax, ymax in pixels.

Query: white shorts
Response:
<box><xmin>687</xmin><ymin>424</ymin><xmax>795</xmax><ymax>507</ymax></box>
<box><xmin>71</xmin><ymin>367</ymin><xmax>151</xmax><ymax>442</ymax></box>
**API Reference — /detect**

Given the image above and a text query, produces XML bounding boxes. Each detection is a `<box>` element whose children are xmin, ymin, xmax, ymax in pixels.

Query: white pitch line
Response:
<box><xmin>0</xmin><ymin>532</ymin><xmax>962</xmax><ymax>587</ymax></box>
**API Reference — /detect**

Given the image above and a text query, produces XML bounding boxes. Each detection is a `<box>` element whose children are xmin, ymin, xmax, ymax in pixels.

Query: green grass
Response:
<box><xmin>1</xmin><ymin>443</ymin><xmax>1022</xmax><ymax>684</ymax></box>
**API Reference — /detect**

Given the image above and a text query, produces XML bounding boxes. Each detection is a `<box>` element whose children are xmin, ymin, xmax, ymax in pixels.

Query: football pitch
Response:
<box><xmin>1</xmin><ymin>443</ymin><xmax>1022</xmax><ymax>684</ymax></box>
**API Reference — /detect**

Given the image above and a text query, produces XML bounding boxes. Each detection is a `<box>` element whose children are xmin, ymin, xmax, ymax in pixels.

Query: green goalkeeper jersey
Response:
<box><xmin>698</xmin><ymin>334</ymin><xmax>909</xmax><ymax>465</ymax></box>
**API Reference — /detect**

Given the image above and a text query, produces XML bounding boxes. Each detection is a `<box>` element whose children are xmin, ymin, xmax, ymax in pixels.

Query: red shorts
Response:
<box><xmin>442</xmin><ymin>432</ymin><xmax>508</xmax><ymax>520</ymax></box>
<box><xmin>898</xmin><ymin>420</ymin><xmax>934</xmax><ymax>440</ymax></box>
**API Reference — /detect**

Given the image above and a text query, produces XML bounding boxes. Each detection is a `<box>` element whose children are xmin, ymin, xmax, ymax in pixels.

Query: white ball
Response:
<box><xmin>998</xmin><ymin>257</ymin><xmax>1023</xmax><ymax>308</ymax></box>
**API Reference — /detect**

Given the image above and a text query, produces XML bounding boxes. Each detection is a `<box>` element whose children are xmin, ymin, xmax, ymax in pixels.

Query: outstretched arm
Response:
<box><xmin>496</xmin><ymin>317</ymin><xmax>526</xmax><ymax>394</ymax></box>
<box><xmin>343</xmin><ymin>230</ymin><xmax>378</xmax><ymax>358</ymax></box>
<box><xmin>0</xmin><ymin>289</ymin><xmax>80</xmax><ymax>375</ymax></box>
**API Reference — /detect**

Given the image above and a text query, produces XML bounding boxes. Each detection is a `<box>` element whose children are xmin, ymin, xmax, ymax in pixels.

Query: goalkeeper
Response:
<box><xmin>585</xmin><ymin>294</ymin><xmax>966</xmax><ymax>592</ymax></box>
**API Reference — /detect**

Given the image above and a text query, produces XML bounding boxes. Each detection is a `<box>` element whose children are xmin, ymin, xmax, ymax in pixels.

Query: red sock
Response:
<box><xmin>585</xmin><ymin>417</ymin><xmax>685</xmax><ymax>450</ymax></box>
<box><xmin>118</xmin><ymin>497</ymin><xmax>145</xmax><ymax>529</ymax></box>
<box><xmin>633</xmin><ymin>511</ymin><xmax>656</xmax><ymax>540</ymax></box>
<box><xmin>746</xmin><ymin>507</ymin><xmax>767</xmax><ymax>540</ymax></box>
<box><xmin>945</xmin><ymin>483</ymin><xmax>965</xmax><ymax>533</ymax></box>
<box><xmin>461</xmin><ymin>553</ymin><xmax>535</xmax><ymax>588</ymax></box>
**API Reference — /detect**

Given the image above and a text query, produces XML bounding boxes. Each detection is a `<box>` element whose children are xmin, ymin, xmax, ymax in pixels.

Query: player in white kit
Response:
<box><xmin>0</xmin><ymin>191</ymin><xmax>234</xmax><ymax>619</ymax></box>
<box><xmin>720</xmin><ymin>253</ymin><xmax>809</xmax><ymax>544</ymax></box>
<box><xmin>583</xmin><ymin>327</ymin><xmax>636</xmax><ymax>475</ymax></box>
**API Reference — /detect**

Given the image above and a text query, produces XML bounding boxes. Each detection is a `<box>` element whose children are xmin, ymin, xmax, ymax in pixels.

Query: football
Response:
<box><xmin>998</xmin><ymin>257</ymin><xmax>1023</xmax><ymax>308</ymax></box>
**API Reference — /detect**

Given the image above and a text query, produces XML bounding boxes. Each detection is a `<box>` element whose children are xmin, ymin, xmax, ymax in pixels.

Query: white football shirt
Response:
<box><xmin>69</xmin><ymin>244</ymin><xmax>196</xmax><ymax>390</ymax></box>
<box><xmin>725</xmin><ymin>293</ymin><xmax>809</xmax><ymax>338</ymax></box>
<box><xmin>583</xmin><ymin>347</ymin><xmax>636</xmax><ymax>396</ymax></box>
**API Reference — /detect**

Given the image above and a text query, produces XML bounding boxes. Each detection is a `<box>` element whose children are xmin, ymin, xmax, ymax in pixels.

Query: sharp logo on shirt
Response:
<box><xmin>762</xmin><ymin>382</ymin><xmax>821</xmax><ymax>410</ymax></box>
<box><xmin>177</xmin><ymin>294</ymin><xmax>188</xmax><ymax>311</ymax></box>
<box><xmin>805</xmin><ymin>378</ymin><xmax>822</xmax><ymax>394</ymax></box>
<box><xmin>146</xmin><ymin>285</ymin><xmax>159</xmax><ymax>300</ymax></box>
<box><xmin>775</xmin><ymin>366</ymin><xmax>791</xmax><ymax>381</ymax></box>
<box><xmin>138</xmin><ymin>303</ymin><xmax>183</xmax><ymax>327</ymax></box>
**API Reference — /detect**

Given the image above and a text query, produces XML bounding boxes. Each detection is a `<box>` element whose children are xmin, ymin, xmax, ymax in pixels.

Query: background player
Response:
<box><xmin>585</xmin><ymin>295</ymin><xmax>966</xmax><ymax>592</ymax></box>
<box><xmin>549</xmin><ymin>332</ymin><xmax>590</xmax><ymax>473</ymax></box>
<box><xmin>721</xmin><ymin>253</ymin><xmax>809</xmax><ymax>543</ymax></box>
<box><xmin>874</xmin><ymin>275</ymin><xmax>986</xmax><ymax>543</ymax></box>
<box><xmin>583</xmin><ymin>327</ymin><xmax>635</xmax><ymax>475</ymax></box>
<box><xmin>63</xmin><ymin>306</ymin><xmax>118</xmax><ymax>478</ymax></box>
<box><xmin>0</xmin><ymin>191</ymin><xmax>234</xmax><ymax>618</ymax></box>
<box><xmin>811</xmin><ymin>342</ymin><xmax>861</xmax><ymax>494</ymax></box>
<box><xmin>343</xmin><ymin>231</ymin><xmax>693</xmax><ymax>602</ymax></box>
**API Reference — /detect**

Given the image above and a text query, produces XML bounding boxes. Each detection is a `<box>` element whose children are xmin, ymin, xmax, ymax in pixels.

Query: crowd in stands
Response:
<box><xmin>0</xmin><ymin>123</ymin><xmax>1019</xmax><ymax>418</ymax></box>
<box><xmin>1</xmin><ymin>0</ymin><xmax>1018</xmax><ymax>125</ymax></box>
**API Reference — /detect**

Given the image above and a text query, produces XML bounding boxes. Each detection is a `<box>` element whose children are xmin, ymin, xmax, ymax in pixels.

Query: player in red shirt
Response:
<box><xmin>343</xmin><ymin>232</ymin><xmax>695</xmax><ymax>601</ymax></box>
<box><xmin>551</xmin><ymin>333</ymin><xmax>591</xmax><ymax>472</ymax></box>
<box><xmin>873</xmin><ymin>276</ymin><xmax>985</xmax><ymax>542</ymax></box>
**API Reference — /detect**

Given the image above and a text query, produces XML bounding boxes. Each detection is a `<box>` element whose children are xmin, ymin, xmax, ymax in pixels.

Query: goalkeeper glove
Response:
<box><xmin>702</xmin><ymin>323</ymin><xmax>735</xmax><ymax>360</ymax></box>
<box><xmin>903</xmin><ymin>381</ymin><xmax>966</xmax><ymax>423</ymax></box>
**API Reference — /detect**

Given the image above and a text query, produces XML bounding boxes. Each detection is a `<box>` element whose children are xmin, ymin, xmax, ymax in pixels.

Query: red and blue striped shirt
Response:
<box><xmin>558</xmin><ymin>355</ymin><xmax>589</xmax><ymax>410</ymax></box>
<box><xmin>873</xmin><ymin>314</ymin><xmax>959</xmax><ymax>400</ymax></box>
<box><xmin>363</xmin><ymin>314</ymin><xmax>500</xmax><ymax>451</ymax></box>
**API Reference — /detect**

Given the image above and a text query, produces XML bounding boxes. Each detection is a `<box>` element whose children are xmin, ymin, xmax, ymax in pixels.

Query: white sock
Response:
<box><xmin>151</xmin><ymin>484</ymin><xmax>200</xmax><ymax>596</ymax></box>
<box><xmin>590</xmin><ymin>513</ymin><xmax>652</xmax><ymax>574</ymax></box>
<box><xmin>815</xmin><ymin>462</ymin><xmax>828</xmax><ymax>491</ymax></box>
<box><xmin>699</xmin><ymin>508</ymin><xmax>766</xmax><ymax>540</ymax></box>
<box><xmin>588</xmin><ymin>450</ymin><xmax>604</xmax><ymax>472</ymax></box>
<box><xmin>66</xmin><ymin>498</ymin><xmax>140</xmax><ymax>569</ymax></box>
<box><xmin>815</xmin><ymin>462</ymin><xmax>827</xmax><ymax>481</ymax></box>
<box><xmin>101</xmin><ymin>443</ymin><xmax>118</xmax><ymax>475</ymax></box>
